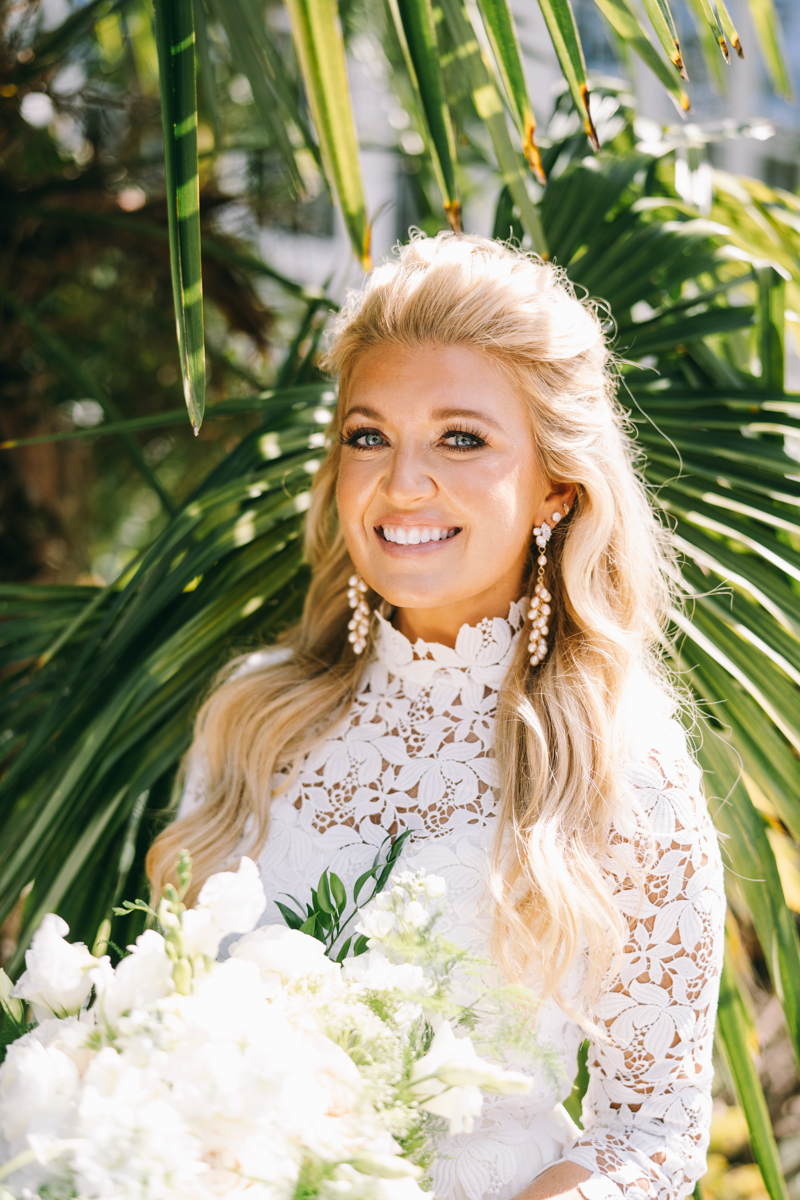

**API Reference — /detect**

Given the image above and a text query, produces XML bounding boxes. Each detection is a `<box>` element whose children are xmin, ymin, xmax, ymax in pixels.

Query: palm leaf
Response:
<box><xmin>746</xmin><ymin>0</ymin><xmax>793</xmax><ymax>100</ymax></box>
<box><xmin>152</xmin><ymin>0</ymin><xmax>206</xmax><ymax>433</ymax></box>
<box><xmin>717</xmin><ymin>950</ymin><xmax>790</xmax><ymax>1200</ymax></box>
<box><xmin>475</xmin><ymin>0</ymin><xmax>547</xmax><ymax>180</ymax></box>
<box><xmin>536</xmin><ymin>0</ymin><xmax>599</xmax><ymax>149</ymax></box>
<box><xmin>592</xmin><ymin>0</ymin><xmax>690</xmax><ymax>111</ymax></box>
<box><xmin>387</xmin><ymin>0</ymin><xmax>462</xmax><ymax>225</ymax></box>
<box><xmin>437</xmin><ymin>0</ymin><xmax>548</xmax><ymax>253</ymax></box>
<box><xmin>283</xmin><ymin>0</ymin><xmax>371</xmax><ymax>267</ymax></box>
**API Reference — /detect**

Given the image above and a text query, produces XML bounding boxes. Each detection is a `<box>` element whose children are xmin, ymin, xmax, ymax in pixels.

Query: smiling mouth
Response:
<box><xmin>378</xmin><ymin>525</ymin><xmax>461</xmax><ymax>545</ymax></box>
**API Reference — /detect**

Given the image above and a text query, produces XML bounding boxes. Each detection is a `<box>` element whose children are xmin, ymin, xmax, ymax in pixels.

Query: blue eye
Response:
<box><xmin>443</xmin><ymin>430</ymin><xmax>485</xmax><ymax>449</ymax></box>
<box><xmin>341</xmin><ymin>427</ymin><xmax>387</xmax><ymax>449</ymax></box>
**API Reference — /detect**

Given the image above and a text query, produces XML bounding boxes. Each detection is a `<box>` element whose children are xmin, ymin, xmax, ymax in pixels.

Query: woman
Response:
<box><xmin>147</xmin><ymin>234</ymin><xmax>725</xmax><ymax>1200</ymax></box>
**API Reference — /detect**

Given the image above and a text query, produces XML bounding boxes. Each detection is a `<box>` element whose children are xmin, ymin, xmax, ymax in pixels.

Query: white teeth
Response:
<box><xmin>381</xmin><ymin>525</ymin><xmax>457</xmax><ymax>543</ymax></box>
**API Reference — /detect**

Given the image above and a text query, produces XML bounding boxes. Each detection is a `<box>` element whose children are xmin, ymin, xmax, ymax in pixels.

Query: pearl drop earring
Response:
<box><xmin>347</xmin><ymin>572</ymin><xmax>370</xmax><ymax>655</ymax></box>
<box><xmin>527</xmin><ymin>522</ymin><xmax>552</xmax><ymax>667</ymax></box>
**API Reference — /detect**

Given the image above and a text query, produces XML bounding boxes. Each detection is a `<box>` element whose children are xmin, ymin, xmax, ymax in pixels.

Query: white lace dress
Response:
<box><xmin>181</xmin><ymin>601</ymin><xmax>726</xmax><ymax>1200</ymax></box>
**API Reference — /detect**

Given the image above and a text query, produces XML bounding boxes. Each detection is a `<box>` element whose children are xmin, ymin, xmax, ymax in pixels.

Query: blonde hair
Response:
<box><xmin>147</xmin><ymin>233</ymin><xmax>675</xmax><ymax>1015</ymax></box>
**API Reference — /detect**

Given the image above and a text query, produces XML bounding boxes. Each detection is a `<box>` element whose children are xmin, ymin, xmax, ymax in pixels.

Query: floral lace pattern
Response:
<box><xmin>181</xmin><ymin>604</ymin><xmax>725</xmax><ymax>1200</ymax></box>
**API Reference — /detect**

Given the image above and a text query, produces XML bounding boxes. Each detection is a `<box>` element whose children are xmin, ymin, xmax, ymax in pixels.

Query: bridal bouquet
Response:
<box><xmin>0</xmin><ymin>853</ymin><xmax>533</xmax><ymax>1200</ymax></box>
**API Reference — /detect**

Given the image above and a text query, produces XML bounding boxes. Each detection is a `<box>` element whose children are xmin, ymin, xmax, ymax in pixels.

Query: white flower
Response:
<box><xmin>355</xmin><ymin>910</ymin><xmax>396</xmax><ymax>942</ymax></box>
<box><xmin>409</xmin><ymin>1022</ymin><xmax>527</xmax><ymax>1133</ymax></box>
<box><xmin>197</xmin><ymin>856</ymin><xmax>266</xmax><ymax>937</ymax></box>
<box><xmin>73</xmin><ymin>1046</ymin><xmax>206</xmax><ymax>1200</ymax></box>
<box><xmin>12</xmin><ymin>914</ymin><xmax>98</xmax><ymax>1021</ymax></box>
<box><xmin>0</xmin><ymin>1025</ymin><xmax>81</xmax><ymax>1144</ymax></box>
<box><xmin>341</xmin><ymin>951</ymin><xmax>427</xmax><ymax>997</ymax></box>
<box><xmin>231</xmin><ymin>925</ymin><xmax>337</xmax><ymax>988</ymax></box>
<box><xmin>398</xmin><ymin>902</ymin><xmax>427</xmax><ymax>932</ymax></box>
<box><xmin>95</xmin><ymin>930</ymin><xmax>175</xmax><ymax>1026</ymax></box>
<box><xmin>424</xmin><ymin>876</ymin><xmax>446</xmax><ymax>899</ymax></box>
<box><xmin>181</xmin><ymin>907</ymin><xmax>224</xmax><ymax>961</ymax></box>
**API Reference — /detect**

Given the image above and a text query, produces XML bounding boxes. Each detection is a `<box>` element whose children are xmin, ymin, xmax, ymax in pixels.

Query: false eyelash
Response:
<box><xmin>441</xmin><ymin>425</ymin><xmax>489</xmax><ymax>449</ymax></box>
<box><xmin>339</xmin><ymin>426</ymin><xmax>384</xmax><ymax>448</ymax></box>
<box><xmin>339</xmin><ymin>424</ymin><xmax>489</xmax><ymax>450</ymax></box>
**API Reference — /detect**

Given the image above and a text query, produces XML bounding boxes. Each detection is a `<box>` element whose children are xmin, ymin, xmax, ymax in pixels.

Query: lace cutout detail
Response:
<box><xmin>298</xmin><ymin>600</ymin><xmax>527</xmax><ymax>840</ymax></box>
<box><xmin>566</xmin><ymin>737</ymin><xmax>726</xmax><ymax>1200</ymax></box>
<box><xmin>182</xmin><ymin>606</ymin><xmax>725</xmax><ymax>1200</ymax></box>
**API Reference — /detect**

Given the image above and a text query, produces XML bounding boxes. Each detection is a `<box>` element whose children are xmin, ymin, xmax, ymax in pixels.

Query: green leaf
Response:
<box><xmin>591</xmin><ymin>0</ymin><xmax>690</xmax><ymax>111</ymax></box>
<box><xmin>639</xmin><ymin>0</ymin><xmax>686</xmax><ymax>77</ymax></box>
<box><xmin>697</xmin><ymin>728</ymin><xmax>800</xmax><ymax>1071</ymax></box>
<box><xmin>203</xmin><ymin>0</ymin><xmax>308</xmax><ymax>187</ymax></box>
<box><xmin>438</xmin><ymin>0</ymin><xmax>547</xmax><ymax>254</ymax></box>
<box><xmin>353</xmin><ymin>934</ymin><xmax>369</xmax><ymax>956</ymax></box>
<box><xmin>317</xmin><ymin>871</ymin><xmax>334</xmax><ymax>913</ymax></box>
<box><xmin>388</xmin><ymin>0</ymin><xmax>462</xmax><ymax>226</ymax></box>
<box><xmin>717</xmin><ymin>950</ymin><xmax>790</xmax><ymax>1200</ymax></box>
<box><xmin>152</xmin><ymin>0</ymin><xmax>206</xmax><ymax>432</ymax></box>
<box><xmin>474</xmin><ymin>0</ymin><xmax>546</xmax><ymax>181</ymax></box>
<box><xmin>689</xmin><ymin>0</ymin><xmax>731</xmax><ymax>63</ymax></box>
<box><xmin>715</xmin><ymin>0</ymin><xmax>744</xmax><ymax>58</ymax></box>
<box><xmin>536</xmin><ymin>0</ymin><xmax>598</xmax><ymax>149</ymax></box>
<box><xmin>284</xmin><ymin>0</ymin><xmax>371</xmax><ymax>267</ymax></box>
<box><xmin>746</xmin><ymin>0</ymin><xmax>793</xmax><ymax>99</ymax></box>
<box><xmin>329</xmin><ymin>872</ymin><xmax>347</xmax><ymax>912</ymax></box>
<box><xmin>275</xmin><ymin>900</ymin><xmax>305</xmax><ymax>930</ymax></box>
<box><xmin>336</xmin><ymin>936</ymin><xmax>353</xmax><ymax>962</ymax></box>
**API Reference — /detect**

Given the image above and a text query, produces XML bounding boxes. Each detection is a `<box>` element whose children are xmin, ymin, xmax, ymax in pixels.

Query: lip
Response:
<box><xmin>372</xmin><ymin>518</ymin><xmax>462</xmax><ymax>556</ymax></box>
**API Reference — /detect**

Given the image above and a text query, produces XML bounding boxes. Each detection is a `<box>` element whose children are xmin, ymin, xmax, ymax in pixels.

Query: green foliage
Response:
<box><xmin>278</xmin><ymin>830</ymin><xmax>413</xmax><ymax>959</ymax></box>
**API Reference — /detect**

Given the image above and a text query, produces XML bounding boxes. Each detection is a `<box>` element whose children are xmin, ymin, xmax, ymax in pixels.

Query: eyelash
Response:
<box><xmin>339</xmin><ymin>425</ymin><xmax>488</xmax><ymax>452</ymax></box>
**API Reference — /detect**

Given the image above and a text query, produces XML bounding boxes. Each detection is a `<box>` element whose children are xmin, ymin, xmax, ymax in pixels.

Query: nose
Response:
<box><xmin>382</xmin><ymin>442</ymin><xmax>437</xmax><ymax>505</ymax></box>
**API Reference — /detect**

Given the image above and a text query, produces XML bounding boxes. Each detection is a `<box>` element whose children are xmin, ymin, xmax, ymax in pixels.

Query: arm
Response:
<box><xmin>522</xmin><ymin>728</ymin><xmax>727</xmax><ymax>1200</ymax></box>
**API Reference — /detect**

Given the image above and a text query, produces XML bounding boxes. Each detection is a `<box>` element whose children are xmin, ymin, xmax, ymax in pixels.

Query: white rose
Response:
<box><xmin>13</xmin><ymin>914</ymin><xmax>98</xmax><ymax>1021</ymax></box>
<box><xmin>231</xmin><ymin>925</ymin><xmax>336</xmax><ymax>988</ymax></box>
<box><xmin>355</xmin><ymin>910</ymin><xmax>396</xmax><ymax>942</ymax></box>
<box><xmin>96</xmin><ymin>930</ymin><xmax>174</xmax><ymax>1024</ymax></box>
<box><xmin>197</xmin><ymin>856</ymin><xmax>266</xmax><ymax>936</ymax></box>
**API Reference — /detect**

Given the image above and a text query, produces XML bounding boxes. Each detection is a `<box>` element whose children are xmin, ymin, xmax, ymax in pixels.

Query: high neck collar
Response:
<box><xmin>370</xmin><ymin>598</ymin><xmax>527</xmax><ymax>688</ymax></box>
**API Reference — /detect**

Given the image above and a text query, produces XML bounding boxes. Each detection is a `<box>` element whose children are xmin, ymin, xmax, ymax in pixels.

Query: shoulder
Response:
<box><xmin>178</xmin><ymin>644</ymin><xmax>295</xmax><ymax>819</ymax></box>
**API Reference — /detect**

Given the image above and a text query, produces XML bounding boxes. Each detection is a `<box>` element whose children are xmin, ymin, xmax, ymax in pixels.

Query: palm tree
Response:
<box><xmin>1</xmin><ymin>2</ymin><xmax>800</xmax><ymax>1198</ymax></box>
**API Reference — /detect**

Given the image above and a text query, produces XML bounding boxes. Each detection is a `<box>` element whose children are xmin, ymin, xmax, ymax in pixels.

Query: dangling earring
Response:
<box><xmin>527</xmin><ymin>519</ymin><xmax>554</xmax><ymax>667</ymax></box>
<box><xmin>347</xmin><ymin>572</ymin><xmax>370</xmax><ymax>655</ymax></box>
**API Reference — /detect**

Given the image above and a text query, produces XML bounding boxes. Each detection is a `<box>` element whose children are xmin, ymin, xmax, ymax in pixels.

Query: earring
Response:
<box><xmin>347</xmin><ymin>572</ymin><xmax>370</xmax><ymax>654</ymax></box>
<box><xmin>527</xmin><ymin>522</ymin><xmax>552</xmax><ymax>667</ymax></box>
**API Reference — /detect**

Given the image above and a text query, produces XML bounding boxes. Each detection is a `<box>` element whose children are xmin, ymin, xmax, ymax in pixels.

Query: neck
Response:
<box><xmin>393</xmin><ymin>585</ymin><xmax>523</xmax><ymax>648</ymax></box>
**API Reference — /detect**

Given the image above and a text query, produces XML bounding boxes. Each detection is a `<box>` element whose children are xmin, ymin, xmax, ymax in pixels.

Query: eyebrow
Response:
<box><xmin>344</xmin><ymin>404</ymin><xmax>502</xmax><ymax>428</ymax></box>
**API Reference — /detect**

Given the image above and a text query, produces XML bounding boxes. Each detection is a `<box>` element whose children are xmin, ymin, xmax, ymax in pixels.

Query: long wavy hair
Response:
<box><xmin>147</xmin><ymin>232</ymin><xmax>676</xmax><ymax>1015</ymax></box>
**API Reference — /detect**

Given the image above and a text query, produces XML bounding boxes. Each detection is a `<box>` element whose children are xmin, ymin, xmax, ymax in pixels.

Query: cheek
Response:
<box><xmin>336</xmin><ymin>458</ymin><xmax>373</xmax><ymax>538</ymax></box>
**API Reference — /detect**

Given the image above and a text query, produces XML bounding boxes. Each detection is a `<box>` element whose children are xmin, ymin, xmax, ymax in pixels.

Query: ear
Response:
<box><xmin>535</xmin><ymin>482</ymin><xmax>578</xmax><ymax>529</ymax></box>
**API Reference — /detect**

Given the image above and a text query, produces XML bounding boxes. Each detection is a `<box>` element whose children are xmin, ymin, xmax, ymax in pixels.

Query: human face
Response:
<box><xmin>336</xmin><ymin>343</ymin><xmax>576</xmax><ymax>647</ymax></box>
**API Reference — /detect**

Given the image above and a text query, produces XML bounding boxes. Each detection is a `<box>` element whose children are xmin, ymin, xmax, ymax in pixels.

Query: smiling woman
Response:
<box><xmin>147</xmin><ymin>233</ymin><xmax>725</xmax><ymax>1200</ymax></box>
<box><xmin>335</xmin><ymin>343</ymin><xmax>574</xmax><ymax>644</ymax></box>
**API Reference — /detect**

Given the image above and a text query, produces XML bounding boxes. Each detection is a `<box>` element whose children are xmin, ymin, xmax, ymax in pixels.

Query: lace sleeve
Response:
<box><xmin>563</xmin><ymin>721</ymin><xmax>726</xmax><ymax>1200</ymax></box>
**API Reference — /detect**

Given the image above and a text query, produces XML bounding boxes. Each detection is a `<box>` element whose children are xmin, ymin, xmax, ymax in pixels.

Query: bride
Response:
<box><xmin>147</xmin><ymin>233</ymin><xmax>725</xmax><ymax>1200</ymax></box>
